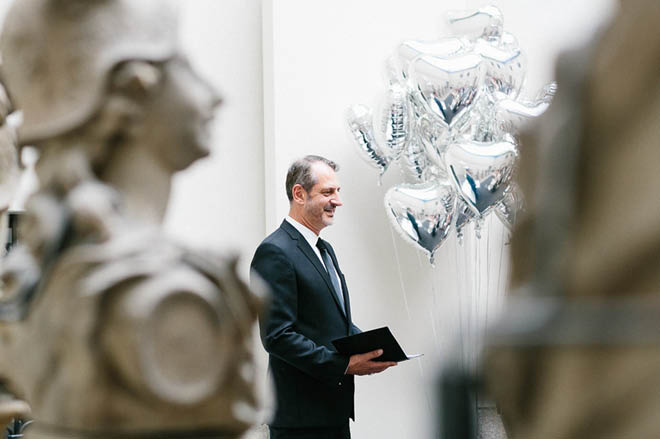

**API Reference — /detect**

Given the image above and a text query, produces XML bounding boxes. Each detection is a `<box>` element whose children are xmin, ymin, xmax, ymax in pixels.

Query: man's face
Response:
<box><xmin>302</xmin><ymin>163</ymin><xmax>343</xmax><ymax>234</ymax></box>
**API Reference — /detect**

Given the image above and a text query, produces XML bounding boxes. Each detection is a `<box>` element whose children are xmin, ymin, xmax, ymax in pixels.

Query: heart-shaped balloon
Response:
<box><xmin>476</xmin><ymin>39</ymin><xmax>526</xmax><ymax>100</ymax></box>
<box><xmin>498</xmin><ymin>31</ymin><xmax>520</xmax><ymax>52</ymax></box>
<box><xmin>401</xmin><ymin>133</ymin><xmax>446</xmax><ymax>183</ymax></box>
<box><xmin>445</xmin><ymin>139</ymin><xmax>518</xmax><ymax>216</ymax></box>
<box><xmin>447</xmin><ymin>5</ymin><xmax>504</xmax><ymax>44</ymax></box>
<box><xmin>455</xmin><ymin>199</ymin><xmax>476</xmax><ymax>241</ymax></box>
<box><xmin>373</xmin><ymin>83</ymin><xmax>410</xmax><ymax>161</ymax></box>
<box><xmin>469</xmin><ymin>94</ymin><xmax>499</xmax><ymax>142</ymax></box>
<box><xmin>384</xmin><ymin>55</ymin><xmax>407</xmax><ymax>85</ymax></box>
<box><xmin>346</xmin><ymin>104</ymin><xmax>390</xmax><ymax>175</ymax></box>
<box><xmin>385</xmin><ymin>182</ymin><xmax>456</xmax><ymax>262</ymax></box>
<box><xmin>494</xmin><ymin>182</ymin><xmax>524</xmax><ymax>230</ymax></box>
<box><xmin>494</xmin><ymin>82</ymin><xmax>556</xmax><ymax>136</ymax></box>
<box><xmin>418</xmin><ymin>113</ymin><xmax>449</xmax><ymax>177</ymax></box>
<box><xmin>400</xmin><ymin>133</ymin><xmax>428</xmax><ymax>183</ymax></box>
<box><xmin>396</xmin><ymin>37</ymin><xmax>466</xmax><ymax>80</ymax></box>
<box><xmin>410</xmin><ymin>53</ymin><xmax>483</xmax><ymax>129</ymax></box>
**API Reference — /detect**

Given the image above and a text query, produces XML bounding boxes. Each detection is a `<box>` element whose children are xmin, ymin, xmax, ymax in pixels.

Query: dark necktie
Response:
<box><xmin>316</xmin><ymin>238</ymin><xmax>345</xmax><ymax>312</ymax></box>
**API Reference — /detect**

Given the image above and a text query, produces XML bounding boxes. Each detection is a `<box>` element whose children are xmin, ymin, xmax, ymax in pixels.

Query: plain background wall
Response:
<box><xmin>0</xmin><ymin>1</ymin><xmax>618</xmax><ymax>438</ymax></box>
<box><xmin>163</xmin><ymin>0</ymin><xmax>265</xmax><ymax>276</ymax></box>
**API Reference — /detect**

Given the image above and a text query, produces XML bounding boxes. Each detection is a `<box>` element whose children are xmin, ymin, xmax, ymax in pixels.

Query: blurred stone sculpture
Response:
<box><xmin>0</xmin><ymin>0</ymin><xmax>263</xmax><ymax>437</ymax></box>
<box><xmin>0</xmin><ymin>78</ymin><xmax>18</xmax><ymax>254</ymax></box>
<box><xmin>0</xmin><ymin>67</ymin><xmax>29</xmax><ymax>428</ymax></box>
<box><xmin>484</xmin><ymin>0</ymin><xmax>660</xmax><ymax>438</ymax></box>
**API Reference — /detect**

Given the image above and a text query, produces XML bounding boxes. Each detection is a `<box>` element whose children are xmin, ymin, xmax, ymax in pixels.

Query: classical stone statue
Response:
<box><xmin>0</xmin><ymin>78</ymin><xmax>18</xmax><ymax>254</ymax></box>
<box><xmin>0</xmin><ymin>0</ymin><xmax>263</xmax><ymax>437</ymax></box>
<box><xmin>0</xmin><ymin>68</ymin><xmax>29</xmax><ymax>429</ymax></box>
<box><xmin>484</xmin><ymin>0</ymin><xmax>660</xmax><ymax>437</ymax></box>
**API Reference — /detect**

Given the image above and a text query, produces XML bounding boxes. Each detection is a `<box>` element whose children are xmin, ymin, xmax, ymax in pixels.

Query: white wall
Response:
<box><xmin>264</xmin><ymin>1</ymin><xmax>617</xmax><ymax>438</ymax></box>
<box><xmin>164</xmin><ymin>0</ymin><xmax>265</xmax><ymax>278</ymax></box>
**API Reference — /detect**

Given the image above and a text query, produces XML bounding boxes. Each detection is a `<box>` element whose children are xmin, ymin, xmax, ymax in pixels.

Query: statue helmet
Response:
<box><xmin>0</xmin><ymin>0</ymin><xmax>179</xmax><ymax>146</ymax></box>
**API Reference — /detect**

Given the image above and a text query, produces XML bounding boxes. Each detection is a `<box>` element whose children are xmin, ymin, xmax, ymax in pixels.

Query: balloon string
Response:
<box><xmin>496</xmin><ymin>228</ymin><xmax>507</xmax><ymax>310</ymax></box>
<box><xmin>501</xmin><ymin>229</ymin><xmax>511</xmax><ymax>309</ymax></box>
<box><xmin>416</xmin><ymin>357</ymin><xmax>433</xmax><ymax>417</ymax></box>
<box><xmin>431</xmin><ymin>258</ymin><xmax>441</xmax><ymax>355</ymax></box>
<box><xmin>496</xmin><ymin>225</ymin><xmax>504</xmax><ymax>306</ymax></box>
<box><xmin>463</xmin><ymin>232</ymin><xmax>470</xmax><ymax>370</ymax></box>
<box><xmin>454</xmin><ymin>237</ymin><xmax>466</xmax><ymax>372</ymax></box>
<box><xmin>389</xmin><ymin>226</ymin><xmax>411</xmax><ymax>321</ymax></box>
<box><xmin>428</xmin><ymin>305</ymin><xmax>440</xmax><ymax>356</ymax></box>
<box><xmin>464</xmin><ymin>230</ymin><xmax>473</xmax><ymax>372</ymax></box>
<box><xmin>475</xmin><ymin>226</ymin><xmax>481</xmax><ymax>373</ymax></box>
<box><xmin>484</xmin><ymin>215</ymin><xmax>492</xmax><ymax>342</ymax></box>
<box><xmin>389</xmin><ymin>227</ymin><xmax>433</xmax><ymax>421</ymax></box>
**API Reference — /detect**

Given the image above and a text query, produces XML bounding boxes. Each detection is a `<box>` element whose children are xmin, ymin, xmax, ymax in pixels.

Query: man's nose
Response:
<box><xmin>332</xmin><ymin>193</ymin><xmax>343</xmax><ymax>206</ymax></box>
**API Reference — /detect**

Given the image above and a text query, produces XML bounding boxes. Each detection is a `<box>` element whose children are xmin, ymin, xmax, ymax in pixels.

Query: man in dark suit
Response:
<box><xmin>251</xmin><ymin>155</ymin><xmax>397</xmax><ymax>439</ymax></box>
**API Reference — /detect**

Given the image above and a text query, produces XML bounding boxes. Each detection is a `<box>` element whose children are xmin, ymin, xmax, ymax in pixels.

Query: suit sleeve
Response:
<box><xmin>251</xmin><ymin>242</ymin><xmax>349</xmax><ymax>385</ymax></box>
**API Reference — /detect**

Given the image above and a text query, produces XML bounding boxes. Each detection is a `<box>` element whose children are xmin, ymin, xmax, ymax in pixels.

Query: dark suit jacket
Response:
<box><xmin>251</xmin><ymin>220</ymin><xmax>360</xmax><ymax>428</ymax></box>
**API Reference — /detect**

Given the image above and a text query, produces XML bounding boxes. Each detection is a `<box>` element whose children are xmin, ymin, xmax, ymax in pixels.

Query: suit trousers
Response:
<box><xmin>268</xmin><ymin>422</ymin><xmax>350</xmax><ymax>439</ymax></box>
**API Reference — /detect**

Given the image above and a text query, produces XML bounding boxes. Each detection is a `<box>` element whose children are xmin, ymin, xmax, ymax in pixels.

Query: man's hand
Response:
<box><xmin>346</xmin><ymin>349</ymin><xmax>397</xmax><ymax>376</ymax></box>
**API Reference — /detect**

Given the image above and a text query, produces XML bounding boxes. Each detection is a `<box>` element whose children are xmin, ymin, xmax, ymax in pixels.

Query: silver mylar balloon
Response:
<box><xmin>402</xmin><ymin>133</ymin><xmax>447</xmax><ymax>183</ymax></box>
<box><xmin>401</xmin><ymin>133</ymin><xmax>428</xmax><ymax>182</ymax></box>
<box><xmin>418</xmin><ymin>113</ymin><xmax>449</xmax><ymax>176</ymax></box>
<box><xmin>494</xmin><ymin>182</ymin><xmax>524</xmax><ymax>231</ymax></box>
<box><xmin>384</xmin><ymin>56</ymin><xmax>406</xmax><ymax>85</ymax></box>
<box><xmin>499</xmin><ymin>31</ymin><xmax>520</xmax><ymax>52</ymax></box>
<box><xmin>495</xmin><ymin>98</ymin><xmax>549</xmax><ymax>136</ymax></box>
<box><xmin>407</xmin><ymin>86</ymin><xmax>428</xmax><ymax>120</ymax></box>
<box><xmin>396</xmin><ymin>37</ymin><xmax>466</xmax><ymax>79</ymax></box>
<box><xmin>374</xmin><ymin>83</ymin><xmax>410</xmax><ymax>161</ymax></box>
<box><xmin>447</xmin><ymin>5</ymin><xmax>504</xmax><ymax>44</ymax></box>
<box><xmin>455</xmin><ymin>199</ymin><xmax>476</xmax><ymax>242</ymax></box>
<box><xmin>494</xmin><ymin>82</ymin><xmax>557</xmax><ymax>135</ymax></box>
<box><xmin>497</xmin><ymin>98</ymin><xmax>550</xmax><ymax>119</ymax></box>
<box><xmin>476</xmin><ymin>39</ymin><xmax>526</xmax><ymax>100</ymax></box>
<box><xmin>346</xmin><ymin>104</ymin><xmax>390</xmax><ymax>175</ymax></box>
<box><xmin>534</xmin><ymin>81</ymin><xmax>558</xmax><ymax>104</ymax></box>
<box><xmin>385</xmin><ymin>182</ymin><xmax>456</xmax><ymax>263</ymax></box>
<box><xmin>445</xmin><ymin>139</ymin><xmax>518</xmax><ymax>216</ymax></box>
<box><xmin>470</xmin><ymin>94</ymin><xmax>499</xmax><ymax>142</ymax></box>
<box><xmin>411</xmin><ymin>53</ymin><xmax>483</xmax><ymax>128</ymax></box>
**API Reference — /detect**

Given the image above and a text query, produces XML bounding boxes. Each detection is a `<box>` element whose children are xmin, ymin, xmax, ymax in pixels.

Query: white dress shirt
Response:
<box><xmin>285</xmin><ymin>216</ymin><xmax>343</xmax><ymax>296</ymax></box>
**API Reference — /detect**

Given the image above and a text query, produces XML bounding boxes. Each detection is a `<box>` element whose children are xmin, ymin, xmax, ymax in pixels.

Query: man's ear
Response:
<box><xmin>291</xmin><ymin>184</ymin><xmax>307</xmax><ymax>204</ymax></box>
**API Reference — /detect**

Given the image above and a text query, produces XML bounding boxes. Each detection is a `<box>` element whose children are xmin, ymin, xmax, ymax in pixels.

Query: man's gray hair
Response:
<box><xmin>285</xmin><ymin>155</ymin><xmax>339</xmax><ymax>202</ymax></box>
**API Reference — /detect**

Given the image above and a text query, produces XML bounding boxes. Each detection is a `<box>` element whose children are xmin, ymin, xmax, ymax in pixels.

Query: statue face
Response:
<box><xmin>141</xmin><ymin>55</ymin><xmax>222</xmax><ymax>173</ymax></box>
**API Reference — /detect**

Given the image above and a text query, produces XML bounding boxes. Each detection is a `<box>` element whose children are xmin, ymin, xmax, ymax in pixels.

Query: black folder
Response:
<box><xmin>331</xmin><ymin>326</ymin><xmax>422</xmax><ymax>362</ymax></box>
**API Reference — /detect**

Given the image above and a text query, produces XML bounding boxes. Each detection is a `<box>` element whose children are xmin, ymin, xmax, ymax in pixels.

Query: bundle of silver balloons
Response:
<box><xmin>347</xmin><ymin>5</ymin><xmax>556</xmax><ymax>264</ymax></box>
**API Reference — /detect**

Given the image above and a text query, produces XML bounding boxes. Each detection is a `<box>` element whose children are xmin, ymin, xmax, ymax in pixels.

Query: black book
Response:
<box><xmin>332</xmin><ymin>326</ymin><xmax>422</xmax><ymax>362</ymax></box>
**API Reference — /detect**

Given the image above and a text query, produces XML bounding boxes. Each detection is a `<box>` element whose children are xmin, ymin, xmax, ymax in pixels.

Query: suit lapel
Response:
<box><xmin>281</xmin><ymin>221</ymin><xmax>348</xmax><ymax>321</ymax></box>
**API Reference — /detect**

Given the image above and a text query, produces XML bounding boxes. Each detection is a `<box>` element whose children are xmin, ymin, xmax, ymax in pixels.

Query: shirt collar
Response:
<box><xmin>285</xmin><ymin>216</ymin><xmax>321</xmax><ymax>249</ymax></box>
